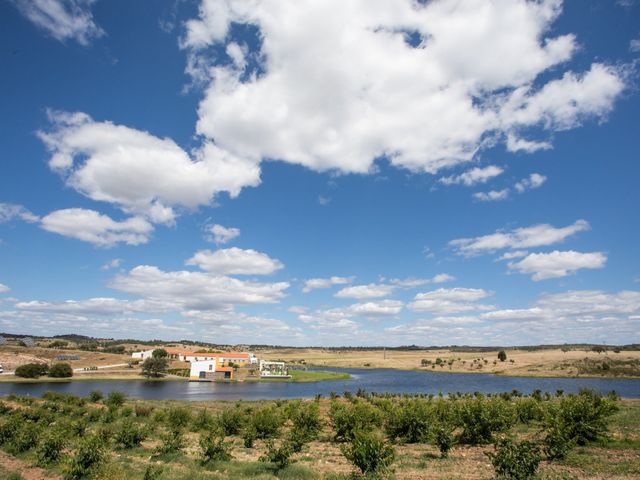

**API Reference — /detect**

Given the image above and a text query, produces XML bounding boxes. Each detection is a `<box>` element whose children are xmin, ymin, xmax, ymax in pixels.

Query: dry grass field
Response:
<box><xmin>257</xmin><ymin>347</ymin><xmax>640</xmax><ymax>378</ymax></box>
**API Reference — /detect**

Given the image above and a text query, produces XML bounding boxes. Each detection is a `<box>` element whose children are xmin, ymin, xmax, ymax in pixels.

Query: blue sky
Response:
<box><xmin>0</xmin><ymin>0</ymin><xmax>639</xmax><ymax>346</ymax></box>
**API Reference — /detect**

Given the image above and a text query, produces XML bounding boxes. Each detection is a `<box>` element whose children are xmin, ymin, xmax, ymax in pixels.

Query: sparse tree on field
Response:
<box><xmin>142</xmin><ymin>357</ymin><xmax>168</xmax><ymax>378</ymax></box>
<box><xmin>498</xmin><ymin>350</ymin><xmax>507</xmax><ymax>362</ymax></box>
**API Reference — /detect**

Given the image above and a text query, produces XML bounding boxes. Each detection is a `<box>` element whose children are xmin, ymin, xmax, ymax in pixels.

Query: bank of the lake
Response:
<box><xmin>1</xmin><ymin>368</ymin><xmax>639</xmax><ymax>401</ymax></box>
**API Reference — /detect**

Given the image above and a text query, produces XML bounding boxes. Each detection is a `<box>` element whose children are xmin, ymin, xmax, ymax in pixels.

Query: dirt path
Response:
<box><xmin>0</xmin><ymin>451</ymin><xmax>63</xmax><ymax>480</ymax></box>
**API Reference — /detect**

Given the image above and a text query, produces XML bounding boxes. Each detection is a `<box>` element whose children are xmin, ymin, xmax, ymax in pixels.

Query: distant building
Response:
<box><xmin>189</xmin><ymin>360</ymin><xmax>234</xmax><ymax>381</ymax></box>
<box><xmin>21</xmin><ymin>337</ymin><xmax>34</xmax><ymax>347</ymax></box>
<box><xmin>259</xmin><ymin>360</ymin><xmax>290</xmax><ymax>378</ymax></box>
<box><xmin>132</xmin><ymin>348</ymin><xmax>258</xmax><ymax>366</ymax></box>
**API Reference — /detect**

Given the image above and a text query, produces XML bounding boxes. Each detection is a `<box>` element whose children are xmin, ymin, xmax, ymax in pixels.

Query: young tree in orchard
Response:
<box><xmin>498</xmin><ymin>350</ymin><xmax>507</xmax><ymax>362</ymax></box>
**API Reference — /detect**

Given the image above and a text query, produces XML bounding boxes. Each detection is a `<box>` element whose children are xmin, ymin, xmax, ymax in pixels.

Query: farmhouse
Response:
<box><xmin>189</xmin><ymin>360</ymin><xmax>234</xmax><ymax>381</ymax></box>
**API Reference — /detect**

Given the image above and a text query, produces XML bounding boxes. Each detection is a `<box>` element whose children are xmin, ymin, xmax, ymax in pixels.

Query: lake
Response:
<box><xmin>0</xmin><ymin>368</ymin><xmax>638</xmax><ymax>401</ymax></box>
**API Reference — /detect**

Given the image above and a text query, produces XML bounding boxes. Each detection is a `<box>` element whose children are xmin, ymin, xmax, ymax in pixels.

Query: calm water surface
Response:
<box><xmin>1</xmin><ymin>369</ymin><xmax>638</xmax><ymax>400</ymax></box>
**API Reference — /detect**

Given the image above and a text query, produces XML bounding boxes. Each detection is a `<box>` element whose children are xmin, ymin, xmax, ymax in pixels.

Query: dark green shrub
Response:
<box><xmin>6</xmin><ymin>422</ymin><xmax>40</xmax><ymax>454</ymax></box>
<box><xmin>114</xmin><ymin>419</ymin><xmax>147</xmax><ymax>448</ymax></box>
<box><xmin>88</xmin><ymin>390</ymin><xmax>103</xmax><ymax>403</ymax></box>
<box><xmin>155</xmin><ymin>428</ymin><xmax>184</xmax><ymax>455</ymax></box>
<box><xmin>545</xmin><ymin>389</ymin><xmax>618</xmax><ymax>446</ymax></box>
<box><xmin>487</xmin><ymin>439</ymin><xmax>541</xmax><ymax>480</ymax></box>
<box><xmin>36</xmin><ymin>430</ymin><xmax>67</xmax><ymax>466</ymax></box>
<box><xmin>330</xmin><ymin>400</ymin><xmax>383</xmax><ymax>442</ymax></box>
<box><xmin>543</xmin><ymin>420</ymin><xmax>576</xmax><ymax>460</ymax></box>
<box><xmin>64</xmin><ymin>435</ymin><xmax>106</xmax><ymax>480</ymax></box>
<box><xmin>14</xmin><ymin>363</ymin><xmax>49</xmax><ymax>378</ymax></box>
<box><xmin>199</xmin><ymin>432</ymin><xmax>232</xmax><ymax>464</ymax></box>
<box><xmin>143</xmin><ymin>465</ymin><xmax>164</xmax><ymax>480</ymax></box>
<box><xmin>432</xmin><ymin>422</ymin><xmax>456</xmax><ymax>458</ymax></box>
<box><xmin>152</xmin><ymin>349</ymin><xmax>168</xmax><ymax>358</ymax></box>
<box><xmin>49</xmin><ymin>362</ymin><xmax>73</xmax><ymax>378</ymax></box>
<box><xmin>193</xmin><ymin>408</ymin><xmax>217</xmax><ymax>431</ymax></box>
<box><xmin>0</xmin><ymin>416</ymin><xmax>23</xmax><ymax>445</ymax></box>
<box><xmin>340</xmin><ymin>430</ymin><xmax>395</xmax><ymax>476</ymax></box>
<box><xmin>242</xmin><ymin>424</ymin><xmax>257</xmax><ymax>448</ymax></box>
<box><xmin>165</xmin><ymin>406</ymin><xmax>192</xmax><ymax>430</ymax></box>
<box><xmin>248</xmin><ymin>406</ymin><xmax>284</xmax><ymax>439</ymax></box>
<box><xmin>289</xmin><ymin>401</ymin><xmax>322</xmax><ymax>444</ymax></box>
<box><xmin>455</xmin><ymin>396</ymin><xmax>515</xmax><ymax>444</ymax></box>
<box><xmin>105</xmin><ymin>391</ymin><xmax>126</xmax><ymax>408</ymax></box>
<box><xmin>498</xmin><ymin>351</ymin><xmax>507</xmax><ymax>362</ymax></box>
<box><xmin>260</xmin><ymin>439</ymin><xmax>295</xmax><ymax>470</ymax></box>
<box><xmin>385</xmin><ymin>399</ymin><xmax>431</xmax><ymax>443</ymax></box>
<box><xmin>219</xmin><ymin>407</ymin><xmax>245</xmax><ymax>435</ymax></box>
<box><xmin>515</xmin><ymin>398</ymin><xmax>543</xmax><ymax>424</ymax></box>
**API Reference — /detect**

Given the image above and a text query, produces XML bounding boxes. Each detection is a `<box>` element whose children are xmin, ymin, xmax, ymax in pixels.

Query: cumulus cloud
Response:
<box><xmin>389</xmin><ymin>273</ymin><xmax>455</xmax><ymax>288</ymax></box>
<box><xmin>0</xmin><ymin>203</ymin><xmax>39</xmax><ymax>223</ymax></box>
<box><xmin>110</xmin><ymin>265</ymin><xmax>289</xmax><ymax>311</ymax></box>
<box><xmin>631</xmin><ymin>38</ymin><xmax>640</xmax><ymax>53</ymax></box>
<box><xmin>439</xmin><ymin>165</ymin><xmax>504</xmax><ymax>186</ymax></box>
<box><xmin>100</xmin><ymin>258</ymin><xmax>122</xmax><ymax>270</ymax></box>
<box><xmin>13</xmin><ymin>0</ymin><xmax>104</xmax><ymax>46</ymax></box>
<box><xmin>40</xmin><ymin>208</ymin><xmax>153</xmax><ymax>247</ymax></box>
<box><xmin>205</xmin><ymin>223</ymin><xmax>240</xmax><ymax>244</ymax></box>
<box><xmin>508</xmin><ymin>250</ymin><xmax>607</xmax><ymax>280</ymax></box>
<box><xmin>335</xmin><ymin>283</ymin><xmax>395</xmax><ymax>299</ymax></box>
<box><xmin>0</xmin><ymin>284</ymin><xmax>10</xmax><ymax>294</ymax></box>
<box><xmin>302</xmin><ymin>276</ymin><xmax>354</xmax><ymax>293</ymax></box>
<box><xmin>348</xmin><ymin>299</ymin><xmax>403</xmax><ymax>318</ymax></box>
<box><xmin>450</xmin><ymin>219</ymin><xmax>590</xmax><ymax>256</ymax></box>
<box><xmin>180</xmin><ymin>0</ymin><xmax>623</xmax><ymax>178</ymax></box>
<box><xmin>15</xmin><ymin>297</ymin><xmax>155</xmax><ymax>316</ymax></box>
<box><xmin>185</xmin><ymin>247</ymin><xmax>283</xmax><ymax>275</ymax></box>
<box><xmin>473</xmin><ymin>189</ymin><xmax>510</xmax><ymax>202</ymax></box>
<box><xmin>515</xmin><ymin>173</ymin><xmax>547</xmax><ymax>193</ymax></box>
<box><xmin>408</xmin><ymin>287</ymin><xmax>493</xmax><ymax>314</ymax></box>
<box><xmin>38</xmin><ymin>111</ymin><xmax>261</xmax><ymax>224</ymax></box>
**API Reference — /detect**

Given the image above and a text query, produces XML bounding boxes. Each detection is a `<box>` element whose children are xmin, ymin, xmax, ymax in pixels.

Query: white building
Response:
<box><xmin>131</xmin><ymin>349</ymin><xmax>154</xmax><ymax>360</ymax></box>
<box><xmin>189</xmin><ymin>360</ymin><xmax>234</xmax><ymax>381</ymax></box>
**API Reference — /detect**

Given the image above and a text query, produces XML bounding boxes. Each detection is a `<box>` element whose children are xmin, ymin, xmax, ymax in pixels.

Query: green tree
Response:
<box><xmin>49</xmin><ymin>363</ymin><xmax>73</xmax><ymax>378</ymax></box>
<box><xmin>152</xmin><ymin>349</ymin><xmax>169</xmax><ymax>359</ymax></box>
<box><xmin>498</xmin><ymin>350</ymin><xmax>507</xmax><ymax>362</ymax></box>
<box><xmin>141</xmin><ymin>357</ymin><xmax>169</xmax><ymax>378</ymax></box>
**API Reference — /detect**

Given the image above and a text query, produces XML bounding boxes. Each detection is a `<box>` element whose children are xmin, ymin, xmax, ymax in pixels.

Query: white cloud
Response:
<box><xmin>335</xmin><ymin>283</ymin><xmax>395</xmax><ymax>299</ymax></box>
<box><xmin>100</xmin><ymin>258</ymin><xmax>122</xmax><ymax>271</ymax></box>
<box><xmin>473</xmin><ymin>189</ymin><xmax>510</xmax><ymax>202</ymax></box>
<box><xmin>348</xmin><ymin>299</ymin><xmax>403</xmax><ymax>318</ymax></box>
<box><xmin>439</xmin><ymin>165</ymin><xmax>504</xmax><ymax>186</ymax></box>
<box><xmin>431</xmin><ymin>273</ymin><xmax>456</xmax><ymax>284</ymax></box>
<box><xmin>15</xmin><ymin>297</ymin><xmax>155</xmax><ymax>316</ymax></box>
<box><xmin>0</xmin><ymin>284</ymin><xmax>9</xmax><ymax>294</ymax></box>
<box><xmin>409</xmin><ymin>287</ymin><xmax>493</xmax><ymax>314</ymax></box>
<box><xmin>40</xmin><ymin>208</ymin><xmax>153</xmax><ymax>247</ymax></box>
<box><xmin>389</xmin><ymin>273</ymin><xmax>455</xmax><ymax>287</ymax></box>
<box><xmin>318</xmin><ymin>195</ymin><xmax>331</xmax><ymax>206</ymax></box>
<box><xmin>497</xmin><ymin>250</ymin><xmax>529</xmax><ymax>261</ymax></box>
<box><xmin>508</xmin><ymin>250</ymin><xmax>607</xmax><ymax>280</ymax></box>
<box><xmin>38</xmin><ymin>111</ymin><xmax>261</xmax><ymax>224</ymax></box>
<box><xmin>110</xmin><ymin>265</ymin><xmax>289</xmax><ymax>311</ymax></box>
<box><xmin>631</xmin><ymin>38</ymin><xmax>640</xmax><ymax>53</ymax></box>
<box><xmin>13</xmin><ymin>0</ymin><xmax>104</xmax><ymax>46</ymax></box>
<box><xmin>0</xmin><ymin>203</ymin><xmax>40</xmax><ymax>223</ymax></box>
<box><xmin>206</xmin><ymin>224</ymin><xmax>240</xmax><ymax>244</ymax></box>
<box><xmin>450</xmin><ymin>219</ymin><xmax>590</xmax><ymax>256</ymax></box>
<box><xmin>181</xmin><ymin>0</ymin><xmax>623</xmax><ymax>178</ymax></box>
<box><xmin>302</xmin><ymin>276</ymin><xmax>354</xmax><ymax>293</ymax></box>
<box><xmin>185</xmin><ymin>247</ymin><xmax>283</xmax><ymax>275</ymax></box>
<box><xmin>515</xmin><ymin>173</ymin><xmax>547</xmax><ymax>193</ymax></box>
<box><xmin>505</xmin><ymin>134</ymin><xmax>552</xmax><ymax>153</ymax></box>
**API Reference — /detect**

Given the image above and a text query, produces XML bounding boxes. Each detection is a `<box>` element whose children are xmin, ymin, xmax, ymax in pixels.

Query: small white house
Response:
<box><xmin>131</xmin><ymin>349</ymin><xmax>154</xmax><ymax>360</ymax></box>
<box><xmin>189</xmin><ymin>360</ymin><xmax>233</xmax><ymax>381</ymax></box>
